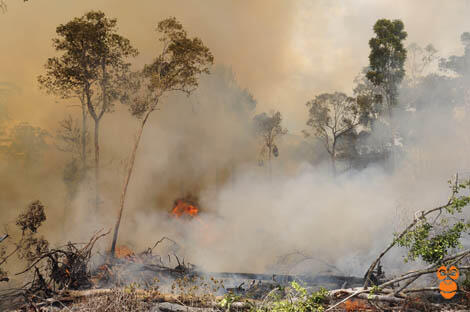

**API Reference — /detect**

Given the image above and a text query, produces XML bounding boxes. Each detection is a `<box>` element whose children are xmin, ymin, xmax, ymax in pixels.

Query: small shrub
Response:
<box><xmin>253</xmin><ymin>281</ymin><xmax>328</xmax><ymax>312</ymax></box>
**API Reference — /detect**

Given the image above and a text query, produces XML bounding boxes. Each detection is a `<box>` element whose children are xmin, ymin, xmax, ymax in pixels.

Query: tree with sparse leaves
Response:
<box><xmin>110</xmin><ymin>17</ymin><xmax>214</xmax><ymax>256</ymax></box>
<box><xmin>253</xmin><ymin>111</ymin><xmax>287</xmax><ymax>178</ymax></box>
<box><xmin>55</xmin><ymin>116</ymin><xmax>92</xmax><ymax>203</ymax></box>
<box><xmin>38</xmin><ymin>11</ymin><xmax>138</xmax><ymax>211</ymax></box>
<box><xmin>406</xmin><ymin>43</ymin><xmax>437</xmax><ymax>86</ymax></box>
<box><xmin>303</xmin><ymin>92</ymin><xmax>369</xmax><ymax>176</ymax></box>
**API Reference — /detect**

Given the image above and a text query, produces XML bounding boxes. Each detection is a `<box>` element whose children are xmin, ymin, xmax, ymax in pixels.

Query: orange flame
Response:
<box><xmin>172</xmin><ymin>199</ymin><xmax>199</xmax><ymax>218</ymax></box>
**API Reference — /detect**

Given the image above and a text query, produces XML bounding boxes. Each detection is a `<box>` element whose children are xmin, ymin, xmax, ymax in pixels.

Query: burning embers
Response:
<box><xmin>171</xmin><ymin>195</ymin><xmax>199</xmax><ymax>218</ymax></box>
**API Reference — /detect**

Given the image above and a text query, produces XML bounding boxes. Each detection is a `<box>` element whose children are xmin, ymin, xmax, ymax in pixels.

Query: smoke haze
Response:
<box><xmin>2</xmin><ymin>0</ymin><xmax>470</xmax><ymax>277</ymax></box>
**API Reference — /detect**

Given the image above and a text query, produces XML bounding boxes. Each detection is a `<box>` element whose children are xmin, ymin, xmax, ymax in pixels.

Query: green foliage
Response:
<box><xmin>252</xmin><ymin>282</ymin><xmax>328</xmax><ymax>312</ymax></box>
<box><xmin>219</xmin><ymin>292</ymin><xmax>242</xmax><ymax>311</ymax></box>
<box><xmin>367</xmin><ymin>19</ymin><xmax>407</xmax><ymax>110</ymax></box>
<box><xmin>38</xmin><ymin>10</ymin><xmax>138</xmax><ymax>113</ymax></box>
<box><xmin>39</xmin><ymin>10</ymin><xmax>139</xmax><ymax>211</ymax></box>
<box><xmin>367</xmin><ymin>285</ymin><xmax>382</xmax><ymax>299</ymax></box>
<box><xmin>145</xmin><ymin>17</ymin><xmax>214</xmax><ymax>92</ymax></box>
<box><xmin>123</xmin><ymin>17</ymin><xmax>214</xmax><ymax>119</ymax></box>
<box><xmin>396</xmin><ymin>179</ymin><xmax>470</xmax><ymax>264</ymax></box>
<box><xmin>397</xmin><ymin>221</ymin><xmax>470</xmax><ymax>263</ymax></box>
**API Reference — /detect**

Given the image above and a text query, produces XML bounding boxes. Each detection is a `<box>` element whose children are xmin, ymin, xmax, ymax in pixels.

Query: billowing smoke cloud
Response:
<box><xmin>3</xmin><ymin>0</ymin><xmax>470</xmax><ymax>130</ymax></box>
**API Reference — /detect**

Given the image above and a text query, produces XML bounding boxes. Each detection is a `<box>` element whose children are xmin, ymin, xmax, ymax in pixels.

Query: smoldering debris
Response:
<box><xmin>2</xmin><ymin>196</ymin><xmax>470</xmax><ymax>311</ymax></box>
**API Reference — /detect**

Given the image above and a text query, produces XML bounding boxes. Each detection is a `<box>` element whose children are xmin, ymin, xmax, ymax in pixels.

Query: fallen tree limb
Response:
<box><xmin>393</xmin><ymin>273</ymin><xmax>420</xmax><ymax>296</ymax></box>
<box><xmin>363</xmin><ymin>192</ymin><xmax>457</xmax><ymax>287</ymax></box>
<box><xmin>325</xmin><ymin>251</ymin><xmax>470</xmax><ymax>312</ymax></box>
<box><xmin>378</xmin><ymin>249</ymin><xmax>470</xmax><ymax>290</ymax></box>
<box><xmin>327</xmin><ymin>287</ymin><xmax>445</xmax><ymax>311</ymax></box>
<box><xmin>364</xmin><ymin>175</ymin><xmax>469</xmax><ymax>288</ymax></box>
<box><xmin>355</xmin><ymin>292</ymin><xmax>404</xmax><ymax>303</ymax></box>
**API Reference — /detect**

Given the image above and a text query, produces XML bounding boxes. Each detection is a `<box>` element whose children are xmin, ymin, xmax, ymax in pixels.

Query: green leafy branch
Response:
<box><xmin>364</xmin><ymin>175</ymin><xmax>470</xmax><ymax>287</ymax></box>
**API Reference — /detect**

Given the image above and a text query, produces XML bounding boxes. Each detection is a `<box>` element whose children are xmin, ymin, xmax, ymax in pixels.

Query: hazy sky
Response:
<box><xmin>2</xmin><ymin>0</ymin><xmax>470</xmax><ymax>132</ymax></box>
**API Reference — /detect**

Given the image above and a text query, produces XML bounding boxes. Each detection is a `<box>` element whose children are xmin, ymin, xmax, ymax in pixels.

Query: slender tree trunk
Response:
<box><xmin>331</xmin><ymin>155</ymin><xmax>337</xmax><ymax>176</ymax></box>
<box><xmin>386</xmin><ymin>92</ymin><xmax>395</xmax><ymax>171</ymax></box>
<box><xmin>268</xmin><ymin>144</ymin><xmax>272</xmax><ymax>181</ymax></box>
<box><xmin>81</xmin><ymin>101</ymin><xmax>87</xmax><ymax>168</ymax></box>
<box><xmin>110</xmin><ymin>111</ymin><xmax>151</xmax><ymax>256</ymax></box>
<box><xmin>94</xmin><ymin>119</ymin><xmax>100</xmax><ymax>211</ymax></box>
<box><xmin>331</xmin><ymin>140</ymin><xmax>337</xmax><ymax>176</ymax></box>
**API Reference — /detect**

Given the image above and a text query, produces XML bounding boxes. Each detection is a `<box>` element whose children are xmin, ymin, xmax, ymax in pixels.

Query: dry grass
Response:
<box><xmin>56</xmin><ymin>288</ymin><xmax>152</xmax><ymax>312</ymax></box>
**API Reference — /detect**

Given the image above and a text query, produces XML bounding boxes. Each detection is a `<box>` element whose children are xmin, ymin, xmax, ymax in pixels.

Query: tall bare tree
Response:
<box><xmin>303</xmin><ymin>92</ymin><xmax>369</xmax><ymax>176</ymax></box>
<box><xmin>38</xmin><ymin>11</ymin><xmax>138</xmax><ymax>211</ymax></box>
<box><xmin>253</xmin><ymin>111</ymin><xmax>287</xmax><ymax>179</ymax></box>
<box><xmin>110</xmin><ymin>17</ymin><xmax>213</xmax><ymax>255</ymax></box>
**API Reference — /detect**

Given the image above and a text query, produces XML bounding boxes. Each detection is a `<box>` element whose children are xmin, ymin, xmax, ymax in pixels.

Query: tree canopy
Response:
<box><xmin>38</xmin><ymin>10</ymin><xmax>138</xmax><ymax>210</ymax></box>
<box><xmin>304</xmin><ymin>92</ymin><xmax>369</xmax><ymax>174</ymax></box>
<box><xmin>367</xmin><ymin>19</ymin><xmax>407</xmax><ymax>112</ymax></box>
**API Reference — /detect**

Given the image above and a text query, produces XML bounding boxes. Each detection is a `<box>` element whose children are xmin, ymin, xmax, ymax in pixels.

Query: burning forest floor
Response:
<box><xmin>2</xmin><ymin>187</ymin><xmax>470</xmax><ymax>312</ymax></box>
<box><xmin>1</xmin><ymin>237</ymin><xmax>470</xmax><ymax>312</ymax></box>
<box><xmin>1</xmin><ymin>236</ymin><xmax>470</xmax><ymax>312</ymax></box>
